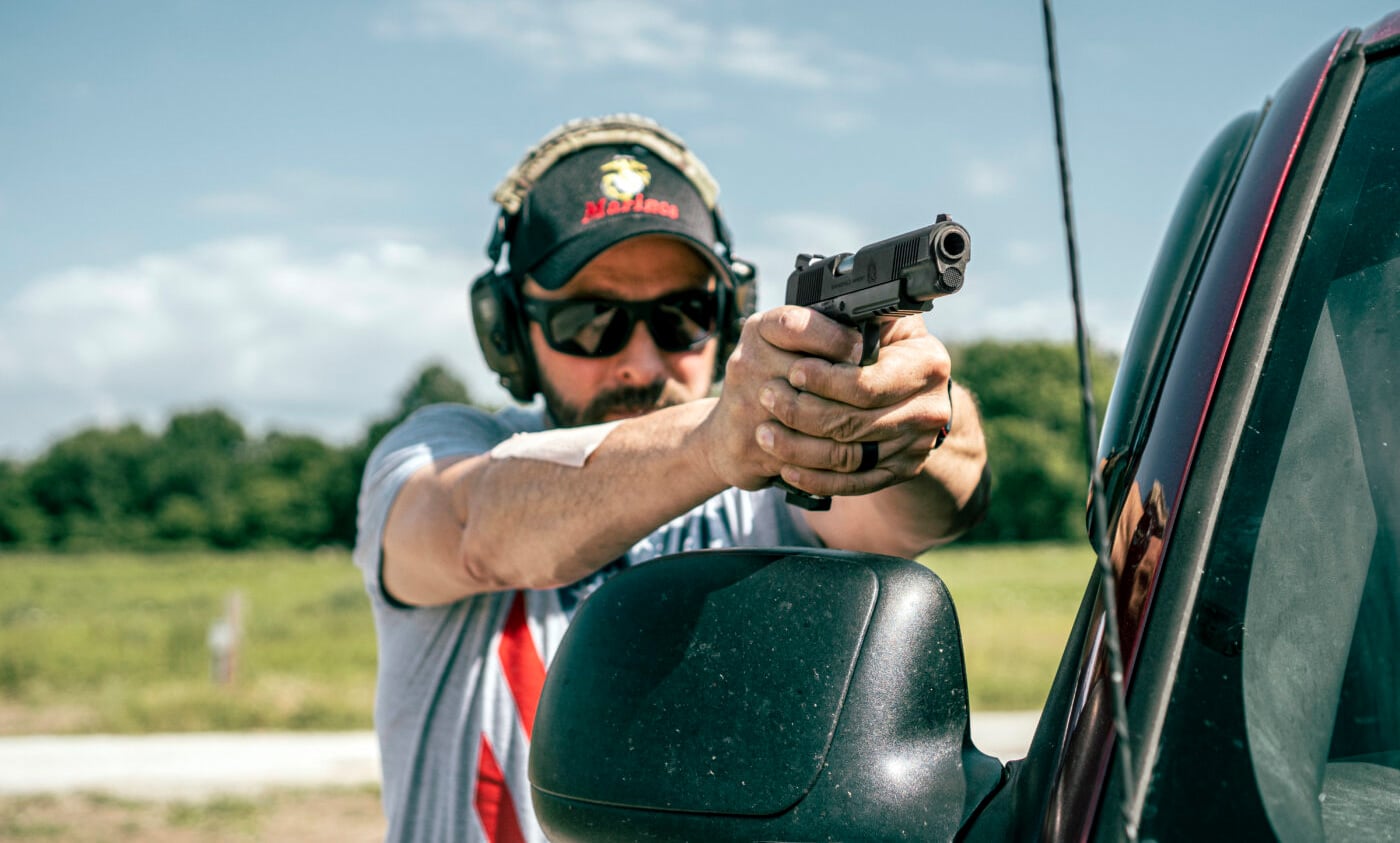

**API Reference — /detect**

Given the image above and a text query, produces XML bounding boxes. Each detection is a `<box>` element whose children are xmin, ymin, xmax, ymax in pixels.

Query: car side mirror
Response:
<box><xmin>529</xmin><ymin>547</ymin><xmax>1003</xmax><ymax>842</ymax></box>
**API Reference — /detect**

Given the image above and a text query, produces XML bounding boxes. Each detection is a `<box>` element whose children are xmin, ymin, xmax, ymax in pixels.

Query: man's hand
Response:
<box><xmin>752</xmin><ymin>313</ymin><xmax>953</xmax><ymax>499</ymax></box>
<box><xmin>695</xmin><ymin>305</ymin><xmax>984</xmax><ymax>559</ymax></box>
<box><xmin>697</xmin><ymin>305</ymin><xmax>865</xmax><ymax>491</ymax></box>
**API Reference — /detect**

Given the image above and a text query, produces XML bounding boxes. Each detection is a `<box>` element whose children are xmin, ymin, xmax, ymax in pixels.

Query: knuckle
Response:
<box><xmin>824</xmin><ymin>414</ymin><xmax>863</xmax><ymax>442</ymax></box>
<box><xmin>908</xmin><ymin>395</ymin><xmax>944</xmax><ymax>430</ymax></box>
<box><xmin>786</xmin><ymin>389</ymin><xmax>817</xmax><ymax>427</ymax></box>
<box><xmin>848</xmin><ymin>376</ymin><xmax>885</xmax><ymax>409</ymax></box>
<box><xmin>900</xmin><ymin>347</ymin><xmax>946</xmax><ymax>388</ymax></box>
<box><xmin>727</xmin><ymin>331</ymin><xmax>761</xmax><ymax>374</ymax></box>
<box><xmin>838</xmin><ymin>441</ymin><xmax>863</xmax><ymax>472</ymax></box>
<box><xmin>922</xmin><ymin>340</ymin><xmax>951</xmax><ymax>371</ymax></box>
<box><xmin>773</xmin><ymin>306</ymin><xmax>808</xmax><ymax>333</ymax></box>
<box><xmin>789</xmin><ymin>359</ymin><xmax>823</xmax><ymax>392</ymax></box>
<box><xmin>801</xmin><ymin>472</ymin><xmax>842</xmax><ymax>497</ymax></box>
<box><xmin>739</xmin><ymin>315</ymin><xmax>762</xmax><ymax>343</ymax></box>
<box><xmin>773</xmin><ymin>383</ymin><xmax>803</xmax><ymax>422</ymax></box>
<box><xmin>768</xmin><ymin>429</ymin><xmax>799</xmax><ymax>464</ymax></box>
<box><xmin>722</xmin><ymin>348</ymin><xmax>746</xmax><ymax>381</ymax></box>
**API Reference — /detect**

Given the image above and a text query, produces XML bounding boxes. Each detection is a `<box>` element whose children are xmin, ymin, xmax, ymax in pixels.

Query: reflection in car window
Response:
<box><xmin>1236</xmin><ymin>55</ymin><xmax>1400</xmax><ymax>840</ymax></box>
<box><xmin>1244</xmin><ymin>260</ymin><xmax>1399</xmax><ymax>836</ymax></box>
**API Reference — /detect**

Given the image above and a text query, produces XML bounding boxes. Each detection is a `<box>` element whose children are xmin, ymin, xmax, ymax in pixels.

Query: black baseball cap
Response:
<box><xmin>508</xmin><ymin>143</ymin><xmax>726</xmax><ymax>291</ymax></box>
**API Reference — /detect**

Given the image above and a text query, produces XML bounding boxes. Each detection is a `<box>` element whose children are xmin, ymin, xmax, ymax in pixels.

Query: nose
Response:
<box><xmin>610</xmin><ymin>319</ymin><xmax>668</xmax><ymax>386</ymax></box>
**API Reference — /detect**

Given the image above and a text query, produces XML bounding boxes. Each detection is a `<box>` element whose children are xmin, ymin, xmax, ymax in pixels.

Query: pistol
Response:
<box><xmin>777</xmin><ymin>214</ymin><xmax>971</xmax><ymax>510</ymax></box>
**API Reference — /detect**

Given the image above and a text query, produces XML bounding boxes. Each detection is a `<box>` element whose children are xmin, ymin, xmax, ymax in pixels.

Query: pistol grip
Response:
<box><xmin>774</xmin><ymin>478</ymin><xmax>833</xmax><ymax>511</ymax></box>
<box><xmin>859</xmin><ymin>322</ymin><xmax>882</xmax><ymax>366</ymax></box>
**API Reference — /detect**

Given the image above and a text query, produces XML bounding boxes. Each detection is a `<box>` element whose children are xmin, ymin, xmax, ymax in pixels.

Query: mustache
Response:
<box><xmin>546</xmin><ymin>380</ymin><xmax>686</xmax><ymax>428</ymax></box>
<box><xmin>582</xmin><ymin>382</ymin><xmax>670</xmax><ymax>421</ymax></box>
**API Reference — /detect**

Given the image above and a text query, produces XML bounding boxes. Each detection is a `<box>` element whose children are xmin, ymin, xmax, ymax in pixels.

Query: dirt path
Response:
<box><xmin>0</xmin><ymin>713</ymin><xmax>1037</xmax><ymax>840</ymax></box>
<box><xmin>0</xmin><ymin>787</ymin><xmax>384</xmax><ymax>842</ymax></box>
<box><xmin>0</xmin><ymin>733</ymin><xmax>379</xmax><ymax>800</ymax></box>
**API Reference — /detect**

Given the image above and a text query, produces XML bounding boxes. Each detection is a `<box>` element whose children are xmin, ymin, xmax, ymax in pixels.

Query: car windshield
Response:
<box><xmin>1224</xmin><ymin>51</ymin><xmax>1399</xmax><ymax>839</ymax></box>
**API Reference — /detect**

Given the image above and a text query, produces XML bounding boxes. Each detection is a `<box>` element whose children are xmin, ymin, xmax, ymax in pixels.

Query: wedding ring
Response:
<box><xmin>857</xmin><ymin>441</ymin><xmax>879</xmax><ymax>472</ymax></box>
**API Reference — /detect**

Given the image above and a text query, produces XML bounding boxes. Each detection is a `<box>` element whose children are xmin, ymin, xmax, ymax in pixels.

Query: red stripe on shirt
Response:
<box><xmin>499</xmin><ymin>591</ymin><xmax>546</xmax><ymax>738</ymax></box>
<box><xmin>474</xmin><ymin>734</ymin><xmax>526</xmax><ymax>843</ymax></box>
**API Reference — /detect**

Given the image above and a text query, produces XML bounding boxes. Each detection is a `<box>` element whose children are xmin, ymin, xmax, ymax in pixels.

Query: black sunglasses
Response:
<box><xmin>520</xmin><ymin>289</ymin><xmax>719</xmax><ymax>358</ymax></box>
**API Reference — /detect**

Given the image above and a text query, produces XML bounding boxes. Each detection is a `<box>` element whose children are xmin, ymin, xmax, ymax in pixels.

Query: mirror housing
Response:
<box><xmin>529</xmin><ymin>548</ymin><xmax>1002</xmax><ymax>842</ymax></box>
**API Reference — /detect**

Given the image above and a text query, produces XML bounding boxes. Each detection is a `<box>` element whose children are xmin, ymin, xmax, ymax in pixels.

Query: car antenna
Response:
<box><xmin>1040</xmin><ymin>1</ymin><xmax>1138</xmax><ymax>840</ymax></box>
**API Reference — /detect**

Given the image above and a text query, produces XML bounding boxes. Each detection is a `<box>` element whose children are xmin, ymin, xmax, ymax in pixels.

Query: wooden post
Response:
<box><xmin>208</xmin><ymin>590</ymin><xmax>244</xmax><ymax>686</ymax></box>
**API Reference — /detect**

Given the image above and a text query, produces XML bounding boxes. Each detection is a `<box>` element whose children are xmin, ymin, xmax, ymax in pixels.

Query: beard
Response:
<box><xmin>540</xmin><ymin>379</ymin><xmax>690</xmax><ymax>428</ymax></box>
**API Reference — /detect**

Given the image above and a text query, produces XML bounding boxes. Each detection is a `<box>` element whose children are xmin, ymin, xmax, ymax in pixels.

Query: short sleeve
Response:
<box><xmin>351</xmin><ymin>403</ymin><xmax>540</xmax><ymax>609</ymax></box>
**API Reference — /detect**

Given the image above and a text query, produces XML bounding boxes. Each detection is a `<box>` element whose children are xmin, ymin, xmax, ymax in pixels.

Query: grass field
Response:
<box><xmin>0</xmin><ymin>550</ymin><xmax>377</xmax><ymax>735</ymax></box>
<box><xmin>921</xmin><ymin>542</ymin><xmax>1093</xmax><ymax>710</ymax></box>
<box><xmin>0</xmin><ymin>786</ymin><xmax>385</xmax><ymax>842</ymax></box>
<box><xmin>0</xmin><ymin>543</ymin><xmax>1092</xmax><ymax>734</ymax></box>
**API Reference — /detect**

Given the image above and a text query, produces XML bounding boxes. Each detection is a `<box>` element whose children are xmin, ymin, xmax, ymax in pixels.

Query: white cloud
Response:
<box><xmin>930</xmin><ymin>270</ymin><xmax>1131</xmax><ymax>352</ymax></box>
<box><xmin>745</xmin><ymin>212</ymin><xmax>877</xmax><ymax>310</ymax></box>
<box><xmin>375</xmin><ymin>0</ymin><xmax>885</xmax><ymax>90</ymax></box>
<box><xmin>736</xmin><ymin>212</ymin><xmax>1130</xmax><ymax>353</ymax></box>
<box><xmin>814</xmin><ymin>108</ymin><xmax>877</xmax><ymax>135</ymax></box>
<box><xmin>963</xmin><ymin>159</ymin><xmax>1018</xmax><ymax>198</ymax></box>
<box><xmin>269</xmin><ymin>170</ymin><xmax>401</xmax><ymax>204</ymax></box>
<box><xmin>193</xmin><ymin>191</ymin><xmax>286</xmax><ymax>217</ymax></box>
<box><xmin>1007</xmin><ymin>238</ymin><xmax>1052</xmax><ymax>267</ymax></box>
<box><xmin>924</xmin><ymin>56</ymin><xmax>1037</xmax><ymax>86</ymax></box>
<box><xmin>714</xmin><ymin>27</ymin><xmax>832</xmax><ymax>89</ymax></box>
<box><xmin>311</xmin><ymin>223</ymin><xmax>438</xmax><ymax>249</ymax></box>
<box><xmin>190</xmin><ymin>170</ymin><xmax>399</xmax><ymax>219</ymax></box>
<box><xmin>0</xmin><ymin>237</ymin><xmax>511</xmax><ymax>458</ymax></box>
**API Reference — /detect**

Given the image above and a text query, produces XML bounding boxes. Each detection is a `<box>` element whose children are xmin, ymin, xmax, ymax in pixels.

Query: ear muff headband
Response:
<box><xmin>491</xmin><ymin>114</ymin><xmax>721</xmax><ymax>218</ymax></box>
<box><xmin>470</xmin><ymin>114</ymin><xmax>756</xmax><ymax>404</ymax></box>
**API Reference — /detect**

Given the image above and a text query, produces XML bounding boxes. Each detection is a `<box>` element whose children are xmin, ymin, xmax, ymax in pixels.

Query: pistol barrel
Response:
<box><xmin>786</xmin><ymin>217</ymin><xmax>971</xmax><ymax>320</ymax></box>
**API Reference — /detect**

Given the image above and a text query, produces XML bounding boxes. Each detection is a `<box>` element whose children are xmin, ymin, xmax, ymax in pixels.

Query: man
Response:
<box><xmin>353</xmin><ymin>114</ymin><xmax>989</xmax><ymax>842</ymax></box>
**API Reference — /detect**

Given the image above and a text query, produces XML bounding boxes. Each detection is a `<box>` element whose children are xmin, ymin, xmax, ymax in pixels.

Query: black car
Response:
<box><xmin>527</xmin><ymin>10</ymin><xmax>1400</xmax><ymax>841</ymax></box>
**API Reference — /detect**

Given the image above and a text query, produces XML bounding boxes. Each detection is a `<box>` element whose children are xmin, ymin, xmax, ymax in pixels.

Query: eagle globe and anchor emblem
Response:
<box><xmin>581</xmin><ymin>154</ymin><xmax>682</xmax><ymax>224</ymax></box>
<box><xmin>599</xmin><ymin>154</ymin><xmax>650</xmax><ymax>200</ymax></box>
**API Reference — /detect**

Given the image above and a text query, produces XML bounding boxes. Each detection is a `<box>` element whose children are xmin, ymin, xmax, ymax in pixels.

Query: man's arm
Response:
<box><xmin>752</xmin><ymin>314</ymin><xmax>991</xmax><ymax>558</ymax></box>
<box><xmin>379</xmin><ymin>307</ymin><xmax>866</xmax><ymax>607</ymax></box>
<box><xmin>811</xmin><ymin>381</ymin><xmax>989</xmax><ymax>556</ymax></box>
<box><xmin>383</xmin><ymin>400</ymin><xmax>724</xmax><ymax>606</ymax></box>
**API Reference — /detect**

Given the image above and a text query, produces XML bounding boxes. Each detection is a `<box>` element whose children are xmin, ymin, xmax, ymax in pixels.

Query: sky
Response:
<box><xmin>3</xmin><ymin>0</ymin><xmax>1398</xmax><ymax>459</ymax></box>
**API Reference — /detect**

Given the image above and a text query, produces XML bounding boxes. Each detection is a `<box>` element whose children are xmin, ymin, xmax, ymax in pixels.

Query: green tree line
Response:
<box><xmin>954</xmin><ymin>340</ymin><xmax>1117</xmax><ymax>542</ymax></box>
<box><xmin>0</xmin><ymin>342</ymin><xmax>1116</xmax><ymax>551</ymax></box>
<box><xmin>0</xmin><ymin>363</ymin><xmax>475</xmax><ymax>551</ymax></box>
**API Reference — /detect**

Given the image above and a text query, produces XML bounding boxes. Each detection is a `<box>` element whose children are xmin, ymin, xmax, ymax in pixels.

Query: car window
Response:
<box><xmin>1244</xmin><ymin>254</ymin><xmax>1399</xmax><ymax>839</ymax></box>
<box><xmin>1094</xmin><ymin>111</ymin><xmax>1258</xmax><ymax>530</ymax></box>
<box><xmin>1242</xmin><ymin>50</ymin><xmax>1400</xmax><ymax>839</ymax></box>
<box><xmin>1139</xmin><ymin>51</ymin><xmax>1399</xmax><ymax>842</ymax></box>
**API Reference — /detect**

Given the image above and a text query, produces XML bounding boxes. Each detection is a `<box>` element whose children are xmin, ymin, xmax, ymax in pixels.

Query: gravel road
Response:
<box><xmin>0</xmin><ymin>711</ymin><xmax>1039</xmax><ymax>800</ymax></box>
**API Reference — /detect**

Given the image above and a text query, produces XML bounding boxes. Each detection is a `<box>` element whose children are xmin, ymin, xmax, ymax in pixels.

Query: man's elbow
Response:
<box><xmin>908</xmin><ymin>462</ymin><xmax>994</xmax><ymax>555</ymax></box>
<box><xmin>949</xmin><ymin>462</ymin><xmax>993</xmax><ymax>537</ymax></box>
<box><xmin>458</xmin><ymin>528</ymin><xmax>582</xmax><ymax>593</ymax></box>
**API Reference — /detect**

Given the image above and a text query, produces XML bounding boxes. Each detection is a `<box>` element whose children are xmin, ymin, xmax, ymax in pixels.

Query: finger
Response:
<box><xmin>725</xmin><ymin>323</ymin><xmax>804</xmax><ymax>386</ymax></box>
<box><xmin>757</xmin><ymin>423</ymin><xmax>910</xmax><ymax>473</ymax></box>
<box><xmin>789</xmin><ymin>336</ymin><xmax>949</xmax><ymax>409</ymax></box>
<box><xmin>775</xmin><ymin>426</ymin><xmax>940</xmax><ymax>497</ymax></box>
<box><xmin>778</xmin><ymin>464</ymin><xmax>896</xmax><ymax>499</ymax></box>
<box><xmin>755</xmin><ymin>306</ymin><xmax>862</xmax><ymax>364</ymax></box>
<box><xmin>875</xmin><ymin>313</ymin><xmax>934</xmax><ymax>345</ymax></box>
<box><xmin>760</xmin><ymin>381</ymin><xmax>878</xmax><ymax>443</ymax></box>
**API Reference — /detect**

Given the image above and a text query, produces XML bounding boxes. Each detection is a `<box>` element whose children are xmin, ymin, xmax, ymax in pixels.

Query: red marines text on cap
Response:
<box><xmin>579</xmin><ymin>154</ymin><xmax>682</xmax><ymax>225</ymax></box>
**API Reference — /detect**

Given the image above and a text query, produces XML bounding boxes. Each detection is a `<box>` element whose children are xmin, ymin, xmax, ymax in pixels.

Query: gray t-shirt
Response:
<box><xmin>352</xmin><ymin>402</ymin><xmax>821</xmax><ymax>843</ymax></box>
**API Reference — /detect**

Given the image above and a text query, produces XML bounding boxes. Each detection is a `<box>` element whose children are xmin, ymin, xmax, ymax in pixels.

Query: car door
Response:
<box><xmin>1130</xmin><ymin>24</ymin><xmax>1400</xmax><ymax>842</ymax></box>
<box><xmin>1004</xmin><ymin>18</ymin><xmax>1400</xmax><ymax>842</ymax></box>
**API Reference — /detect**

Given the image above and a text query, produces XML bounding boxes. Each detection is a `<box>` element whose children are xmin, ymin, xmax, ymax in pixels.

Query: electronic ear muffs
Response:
<box><xmin>468</xmin><ymin>113</ymin><xmax>757</xmax><ymax>404</ymax></box>
<box><xmin>470</xmin><ymin>211</ymin><xmax>541</xmax><ymax>402</ymax></box>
